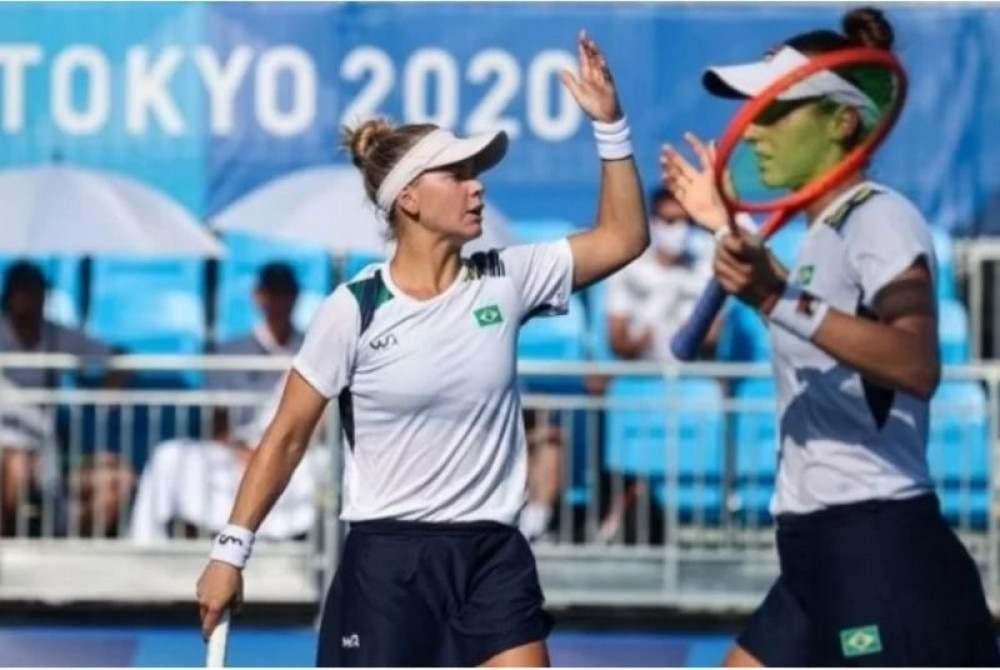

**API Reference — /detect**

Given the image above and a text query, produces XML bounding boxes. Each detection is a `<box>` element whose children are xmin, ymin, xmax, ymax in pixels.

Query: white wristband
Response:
<box><xmin>209</xmin><ymin>524</ymin><xmax>255</xmax><ymax>569</ymax></box>
<box><xmin>767</xmin><ymin>284</ymin><xmax>830</xmax><ymax>341</ymax></box>
<box><xmin>593</xmin><ymin>116</ymin><xmax>633</xmax><ymax>160</ymax></box>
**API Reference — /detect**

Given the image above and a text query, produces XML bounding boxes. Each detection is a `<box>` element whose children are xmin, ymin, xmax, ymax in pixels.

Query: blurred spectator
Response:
<box><xmin>0</xmin><ymin>375</ymin><xmax>57</xmax><ymax>535</ymax></box>
<box><xmin>518</xmin><ymin>407</ymin><xmax>563</xmax><ymax>542</ymax></box>
<box><xmin>604</xmin><ymin>188</ymin><xmax>718</xmax><ymax>362</ymax></box>
<box><xmin>208</xmin><ymin>262</ymin><xmax>303</xmax><ymax>429</ymax></box>
<box><xmin>0</xmin><ymin>260</ymin><xmax>133</xmax><ymax>536</ymax></box>
<box><xmin>130</xmin><ymin>374</ymin><xmax>326</xmax><ymax>543</ymax></box>
<box><xmin>597</xmin><ymin>191</ymin><xmax>718</xmax><ymax>544</ymax></box>
<box><xmin>130</xmin><ymin>261</ymin><xmax>314</xmax><ymax>543</ymax></box>
<box><xmin>0</xmin><ymin>261</ymin><xmax>112</xmax><ymax>386</ymax></box>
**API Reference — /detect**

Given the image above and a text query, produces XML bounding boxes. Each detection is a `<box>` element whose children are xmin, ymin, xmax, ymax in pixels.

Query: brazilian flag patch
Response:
<box><xmin>840</xmin><ymin>625</ymin><xmax>882</xmax><ymax>657</ymax></box>
<box><xmin>474</xmin><ymin>304</ymin><xmax>503</xmax><ymax>327</ymax></box>
<box><xmin>795</xmin><ymin>265</ymin><xmax>815</xmax><ymax>286</ymax></box>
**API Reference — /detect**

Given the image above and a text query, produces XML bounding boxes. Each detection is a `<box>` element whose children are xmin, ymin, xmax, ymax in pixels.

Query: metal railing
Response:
<box><xmin>0</xmin><ymin>354</ymin><xmax>996</xmax><ymax>614</ymax></box>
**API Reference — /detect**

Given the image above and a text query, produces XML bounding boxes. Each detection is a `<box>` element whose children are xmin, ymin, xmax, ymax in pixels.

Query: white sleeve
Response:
<box><xmin>500</xmin><ymin>239</ymin><xmax>574</xmax><ymax>319</ymax></box>
<box><xmin>291</xmin><ymin>286</ymin><xmax>360</xmax><ymax>399</ymax></box>
<box><xmin>843</xmin><ymin>195</ymin><xmax>937</xmax><ymax>310</ymax></box>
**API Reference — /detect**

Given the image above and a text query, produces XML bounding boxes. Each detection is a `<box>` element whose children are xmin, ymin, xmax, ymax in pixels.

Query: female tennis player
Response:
<box><xmin>196</xmin><ymin>30</ymin><xmax>646</xmax><ymax>667</ymax></box>
<box><xmin>663</xmin><ymin>7</ymin><xmax>999</xmax><ymax>667</ymax></box>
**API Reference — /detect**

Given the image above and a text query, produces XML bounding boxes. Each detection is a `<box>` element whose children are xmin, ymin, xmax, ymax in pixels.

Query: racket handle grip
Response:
<box><xmin>670</xmin><ymin>279</ymin><xmax>728</xmax><ymax>362</ymax></box>
<box><xmin>206</xmin><ymin>609</ymin><xmax>231</xmax><ymax>668</ymax></box>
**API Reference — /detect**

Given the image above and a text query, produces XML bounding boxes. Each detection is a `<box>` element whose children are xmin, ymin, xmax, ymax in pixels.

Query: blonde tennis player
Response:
<box><xmin>197</xmin><ymin>30</ymin><xmax>646</xmax><ymax>667</ymax></box>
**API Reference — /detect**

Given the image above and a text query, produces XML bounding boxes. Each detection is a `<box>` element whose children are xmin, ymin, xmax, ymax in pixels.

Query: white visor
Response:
<box><xmin>376</xmin><ymin>128</ymin><xmax>508</xmax><ymax>213</ymax></box>
<box><xmin>703</xmin><ymin>46</ymin><xmax>880</xmax><ymax>128</ymax></box>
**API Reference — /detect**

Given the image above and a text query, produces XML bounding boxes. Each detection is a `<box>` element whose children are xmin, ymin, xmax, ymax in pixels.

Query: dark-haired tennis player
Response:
<box><xmin>197</xmin><ymin>30</ymin><xmax>647</xmax><ymax>667</ymax></box>
<box><xmin>664</xmin><ymin>7</ymin><xmax>998</xmax><ymax>667</ymax></box>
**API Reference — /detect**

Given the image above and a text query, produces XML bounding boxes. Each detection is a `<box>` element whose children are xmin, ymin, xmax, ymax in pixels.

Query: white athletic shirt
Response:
<box><xmin>770</xmin><ymin>181</ymin><xmax>937</xmax><ymax>515</ymax></box>
<box><xmin>293</xmin><ymin>240</ymin><xmax>574</xmax><ymax>524</ymax></box>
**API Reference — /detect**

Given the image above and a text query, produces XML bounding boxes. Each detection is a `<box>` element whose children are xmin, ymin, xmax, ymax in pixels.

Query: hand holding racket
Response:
<box><xmin>664</xmin><ymin>135</ymin><xmax>785</xmax><ymax>306</ymax></box>
<box><xmin>198</xmin><ymin>560</ymin><xmax>243</xmax><ymax>666</ymax></box>
<box><xmin>205</xmin><ymin>609</ymin><xmax>231</xmax><ymax>668</ymax></box>
<box><xmin>663</xmin><ymin>47</ymin><xmax>907</xmax><ymax>361</ymax></box>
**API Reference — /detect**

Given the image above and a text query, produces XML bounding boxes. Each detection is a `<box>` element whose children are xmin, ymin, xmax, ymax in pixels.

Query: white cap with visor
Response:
<box><xmin>703</xmin><ymin>46</ymin><xmax>880</xmax><ymax>128</ymax></box>
<box><xmin>375</xmin><ymin>128</ymin><xmax>508</xmax><ymax>214</ymax></box>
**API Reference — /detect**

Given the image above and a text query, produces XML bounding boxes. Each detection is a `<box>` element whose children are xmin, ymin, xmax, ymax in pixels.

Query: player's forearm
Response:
<box><xmin>811</xmin><ymin>309</ymin><xmax>941</xmax><ymax>399</ymax></box>
<box><xmin>227</xmin><ymin>423</ymin><xmax>311</xmax><ymax>531</ymax></box>
<box><xmin>595</xmin><ymin>157</ymin><xmax>648</xmax><ymax>262</ymax></box>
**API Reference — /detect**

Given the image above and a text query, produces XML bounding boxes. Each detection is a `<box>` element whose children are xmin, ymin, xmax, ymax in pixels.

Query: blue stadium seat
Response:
<box><xmin>342</xmin><ymin>253</ymin><xmax>384</xmax><ymax>283</ymax></box>
<box><xmin>518</xmin><ymin>295</ymin><xmax>588</xmax><ymax>361</ymax></box>
<box><xmin>509</xmin><ymin>218</ymin><xmax>579</xmax><ymax>245</ymax></box>
<box><xmin>518</xmin><ymin>294</ymin><xmax>588</xmax><ymax>392</ymax></box>
<box><xmin>88</xmin><ymin>257</ymin><xmax>208</xmax><ymax>387</ymax></box>
<box><xmin>927</xmin><ymin>381</ymin><xmax>990</xmax><ymax>528</ymax></box>
<box><xmin>766</xmin><ymin>218</ymin><xmax>807</xmax><ymax>268</ymax></box>
<box><xmin>215</xmin><ymin>232</ymin><xmax>332</xmax><ymax>341</ymax></box>
<box><xmin>583</xmin><ymin>280</ymin><xmax>615</xmax><ymax>360</ymax></box>
<box><xmin>731</xmin><ymin>378</ymin><xmax>778</xmax><ymax>522</ymax></box>
<box><xmin>604</xmin><ymin>376</ymin><xmax>725</xmax><ymax>519</ymax></box>
<box><xmin>87</xmin><ymin>258</ymin><xmax>206</xmax><ymax>385</ymax></box>
<box><xmin>717</xmin><ymin>301</ymin><xmax>771</xmax><ymax>362</ymax></box>
<box><xmin>938</xmin><ymin>298</ymin><xmax>970</xmax><ymax>365</ymax></box>
<box><xmin>931</xmin><ymin>226</ymin><xmax>957</xmax><ymax>301</ymax></box>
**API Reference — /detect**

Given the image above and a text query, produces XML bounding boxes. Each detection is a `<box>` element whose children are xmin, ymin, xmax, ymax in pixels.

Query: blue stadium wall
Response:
<box><xmin>0</xmin><ymin>3</ymin><xmax>998</xmax><ymax>234</ymax></box>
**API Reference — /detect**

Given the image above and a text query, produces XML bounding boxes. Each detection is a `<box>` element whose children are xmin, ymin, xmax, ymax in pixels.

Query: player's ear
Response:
<box><xmin>397</xmin><ymin>183</ymin><xmax>420</xmax><ymax>219</ymax></box>
<box><xmin>830</xmin><ymin>105</ymin><xmax>861</xmax><ymax>144</ymax></box>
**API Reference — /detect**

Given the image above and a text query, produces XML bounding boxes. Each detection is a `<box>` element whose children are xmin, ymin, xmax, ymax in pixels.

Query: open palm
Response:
<box><xmin>661</xmin><ymin>133</ymin><xmax>731</xmax><ymax>234</ymax></box>
<box><xmin>560</xmin><ymin>30</ymin><xmax>622</xmax><ymax>123</ymax></box>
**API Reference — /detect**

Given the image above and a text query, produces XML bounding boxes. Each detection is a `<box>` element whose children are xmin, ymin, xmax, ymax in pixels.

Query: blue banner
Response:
<box><xmin>1</xmin><ymin>3</ymin><xmax>998</xmax><ymax>234</ymax></box>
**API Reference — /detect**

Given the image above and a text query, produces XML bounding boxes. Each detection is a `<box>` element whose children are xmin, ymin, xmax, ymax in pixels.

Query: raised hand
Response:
<box><xmin>560</xmin><ymin>30</ymin><xmax>622</xmax><ymax>123</ymax></box>
<box><xmin>661</xmin><ymin>132</ymin><xmax>731</xmax><ymax>234</ymax></box>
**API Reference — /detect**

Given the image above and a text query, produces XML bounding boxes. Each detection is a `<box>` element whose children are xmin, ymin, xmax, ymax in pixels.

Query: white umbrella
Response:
<box><xmin>210</xmin><ymin>165</ymin><xmax>514</xmax><ymax>256</ymax></box>
<box><xmin>0</xmin><ymin>164</ymin><xmax>223</xmax><ymax>257</ymax></box>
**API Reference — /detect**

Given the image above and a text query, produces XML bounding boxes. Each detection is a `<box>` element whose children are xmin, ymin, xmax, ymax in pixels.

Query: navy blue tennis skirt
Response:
<box><xmin>316</xmin><ymin>520</ymin><xmax>552</xmax><ymax>667</ymax></box>
<box><xmin>738</xmin><ymin>494</ymin><xmax>999</xmax><ymax>666</ymax></box>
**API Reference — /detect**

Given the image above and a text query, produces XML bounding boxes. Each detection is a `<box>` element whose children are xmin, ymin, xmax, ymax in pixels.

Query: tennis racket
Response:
<box><xmin>669</xmin><ymin>47</ymin><xmax>907</xmax><ymax>361</ymax></box>
<box><xmin>205</xmin><ymin>609</ymin><xmax>230</xmax><ymax>668</ymax></box>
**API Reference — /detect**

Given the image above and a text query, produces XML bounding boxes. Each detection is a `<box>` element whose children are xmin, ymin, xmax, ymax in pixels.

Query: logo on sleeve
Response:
<box><xmin>474</xmin><ymin>304</ymin><xmax>503</xmax><ymax>327</ymax></box>
<box><xmin>840</xmin><ymin>624</ymin><xmax>882</xmax><ymax>657</ymax></box>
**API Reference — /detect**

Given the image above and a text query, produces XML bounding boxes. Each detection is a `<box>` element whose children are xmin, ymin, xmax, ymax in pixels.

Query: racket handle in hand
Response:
<box><xmin>670</xmin><ymin>279</ymin><xmax>728</xmax><ymax>361</ymax></box>
<box><xmin>205</xmin><ymin>609</ymin><xmax>231</xmax><ymax>668</ymax></box>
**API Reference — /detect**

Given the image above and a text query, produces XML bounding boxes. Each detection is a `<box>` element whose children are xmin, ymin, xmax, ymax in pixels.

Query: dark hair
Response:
<box><xmin>785</xmin><ymin>7</ymin><xmax>895</xmax><ymax>116</ymax></box>
<box><xmin>256</xmin><ymin>262</ymin><xmax>299</xmax><ymax>296</ymax></box>
<box><xmin>1</xmin><ymin>260</ymin><xmax>47</xmax><ymax>310</ymax></box>
<box><xmin>341</xmin><ymin>118</ymin><xmax>437</xmax><ymax>231</ymax></box>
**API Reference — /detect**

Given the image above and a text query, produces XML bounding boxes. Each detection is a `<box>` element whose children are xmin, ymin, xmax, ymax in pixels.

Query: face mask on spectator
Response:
<box><xmin>650</xmin><ymin>219</ymin><xmax>688</xmax><ymax>256</ymax></box>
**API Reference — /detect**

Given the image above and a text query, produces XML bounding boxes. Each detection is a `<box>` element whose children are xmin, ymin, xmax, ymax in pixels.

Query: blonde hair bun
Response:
<box><xmin>342</xmin><ymin>118</ymin><xmax>396</xmax><ymax>169</ymax></box>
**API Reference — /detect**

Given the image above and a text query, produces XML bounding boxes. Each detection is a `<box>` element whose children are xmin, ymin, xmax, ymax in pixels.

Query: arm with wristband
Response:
<box><xmin>712</xmin><ymin>216</ymin><xmax>939</xmax><ymax>400</ymax></box>
<box><xmin>663</xmin><ymin>131</ymin><xmax>938</xmax><ymax>398</ymax></box>
<box><xmin>557</xmin><ymin>30</ymin><xmax>648</xmax><ymax>291</ymax></box>
<box><xmin>196</xmin><ymin>370</ymin><xmax>329</xmax><ymax>641</ymax></box>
